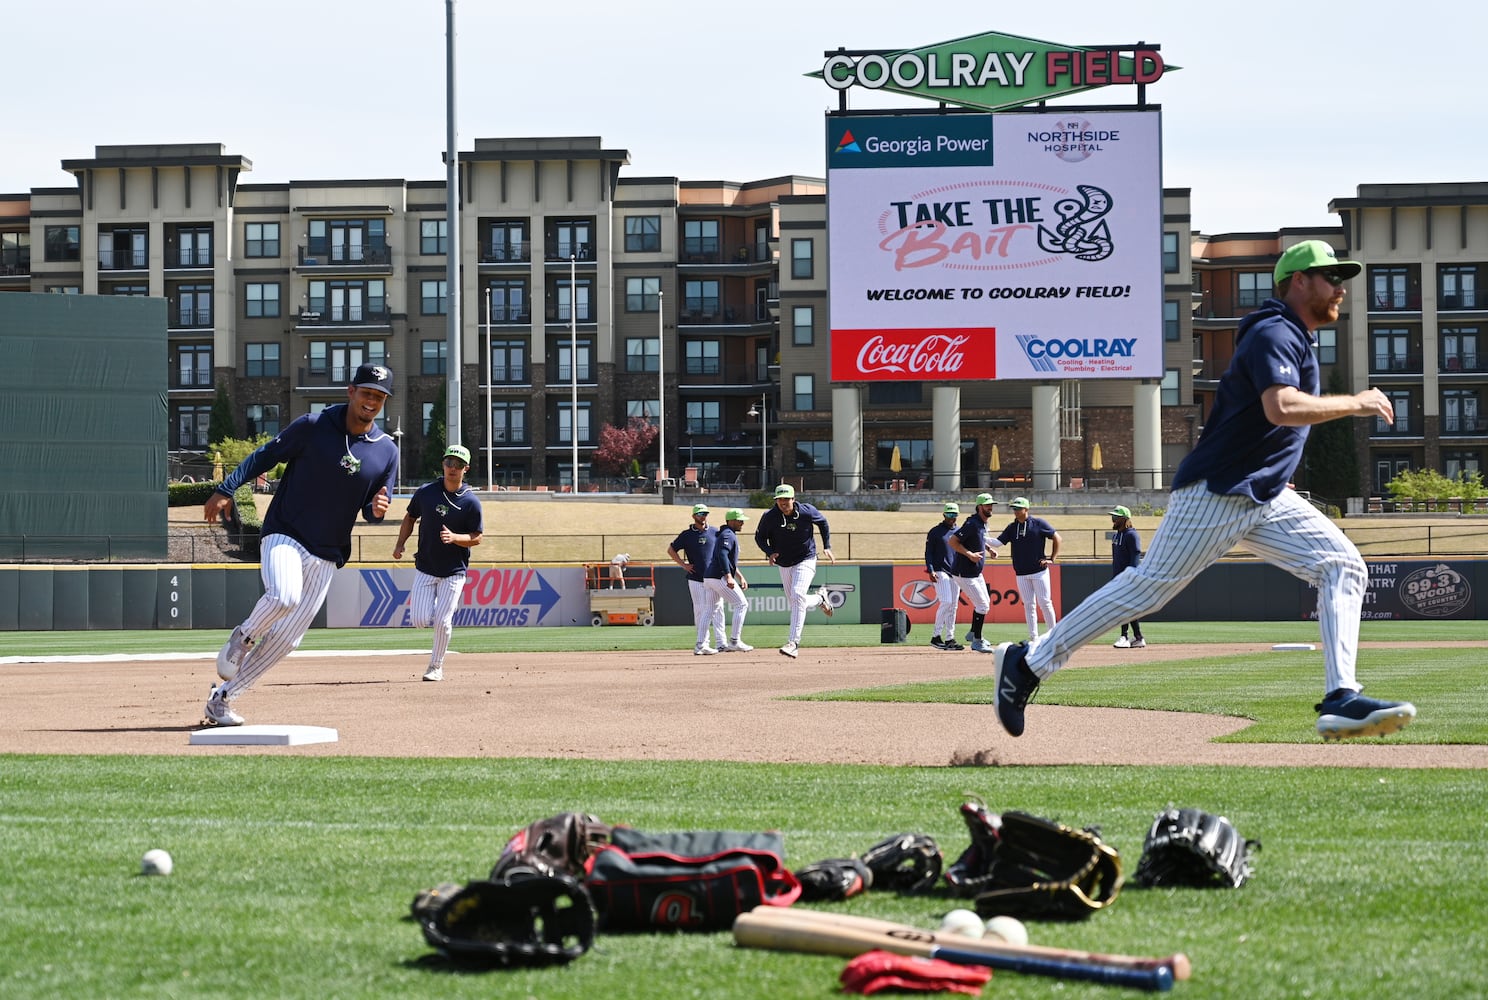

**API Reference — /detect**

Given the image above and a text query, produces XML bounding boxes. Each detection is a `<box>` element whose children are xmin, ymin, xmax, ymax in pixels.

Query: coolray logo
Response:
<box><xmin>1016</xmin><ymin>334</ymin><xmax>1137</xmax><ymax>372</ymax></box>
<box><xmin>836</xmin><ymin>129</ymin><xmax>862</xmax><ymax>154</ymax></box>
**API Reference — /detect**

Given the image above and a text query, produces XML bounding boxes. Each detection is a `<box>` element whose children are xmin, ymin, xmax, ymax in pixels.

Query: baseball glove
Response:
<box><xmin>489</xmin><ymin>811</ymin><xmax>612</xmax><ymax>882</ymax></box>
<box><xmin>950</xmin><ymin>808</ymin><xmax>1123</xmax><ymax>919</ymax></box>
<box><xmin>860</xmin><ymin>833</ymin><xmax>943</xmax><ymax>894</ymax></box>
<box><xmin>1132</xmin><ymin>807</ymin><xmax>1258</xmax><ymax>889</ymax></box>
<box><xmin>414</xmin><ymin>874</ymin><xmax>596</xmax><ymax>967</ymax></box>
<box><xmin>794</xmin><ymin>857</ymin><xmax>874</xmax><ymax>901</ymax></box>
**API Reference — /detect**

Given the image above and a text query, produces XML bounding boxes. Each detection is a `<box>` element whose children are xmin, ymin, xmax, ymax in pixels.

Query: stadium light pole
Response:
<box><xmin>657</xmin><ymin>288</ymin><xmax>666</xmax><ymax>487</ymax></box>
<box><xmin>484</xmin><ymin>285</ymin><xmax>493</xmax><ymax>491</ymax></box>
<box><xmin>747</xmin><ymin>394</ymin><xmax>767</xmax><ymax>488</ymax></box>
<box><xmin>570</xmin><ymin>255</ymin><xmax>579</xmax><ymax>490</ymax></box>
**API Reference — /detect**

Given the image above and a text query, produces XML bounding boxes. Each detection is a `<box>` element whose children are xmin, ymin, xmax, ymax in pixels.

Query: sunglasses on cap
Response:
<box><xmin>1306</xmin><ymin>268</ymin><xmax>1349</xmax><ymax>287</ymax></box>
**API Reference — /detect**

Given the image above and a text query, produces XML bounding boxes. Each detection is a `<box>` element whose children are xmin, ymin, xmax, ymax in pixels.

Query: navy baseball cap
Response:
<box><xmin>352</xmin><ymin>363</ymin><xmax>394</xmax><ymax>395</ymax></box>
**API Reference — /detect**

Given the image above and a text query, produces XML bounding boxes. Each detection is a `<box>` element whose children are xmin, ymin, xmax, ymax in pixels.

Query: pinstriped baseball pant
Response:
<box><xmin>1026</xmin><ymin>483</ymin><xmax>1366</xmax><ymax>695</ymax></box>
<box><xmin>932</xmin><ymin>571</ymin><xmax>959</xmax><ymax>639</ymax></box>
<box><xmin>409</xmin><ymin>569</ymin><xmax>466</xmax><ymax>669</ymax></box>
<box><xmin>219</xmin><ymin>533</ymin><xmax>336</xmax><ymax>701</ymax></box>
<box><xmin>688</xmin><ymin>579</ymin><xmax>727</xmax><ymax>650</ymax></box>
<box><xmin>778</xmin><ymin>556</ymin><xmax>824</xmax><ymax>644</ymax></box>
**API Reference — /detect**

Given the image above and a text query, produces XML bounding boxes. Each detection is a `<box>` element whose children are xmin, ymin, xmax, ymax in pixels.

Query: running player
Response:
<box><xmin>667</xmin><ymin>503</ymin><xmax>726</xmax><ymax>655</ymax></box>
<box><xmin>202</xmin><ymin>363</ymin><xmax>398</xmax><ymax>725</ymax></box>
<box><xmin>754</xmin><ymin>483</ymin><xmax>835</xmax><ymax>659</ymax></box>
<box><xmin>393</xmin><ymin>444</ymin><xmax>484</xmax><ymax>682</ymax></box>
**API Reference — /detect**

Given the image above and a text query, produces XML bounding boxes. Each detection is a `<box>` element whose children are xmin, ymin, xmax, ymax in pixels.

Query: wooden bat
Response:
<box><xmin>734</xmin><ymin>910</ymin><xmax>1174</xmax><ymax>992</ymax></box>
<box><xmin>743</xmin><ymin>904</ymin><xmax>1191</xmax><ymax>980</ymax></box>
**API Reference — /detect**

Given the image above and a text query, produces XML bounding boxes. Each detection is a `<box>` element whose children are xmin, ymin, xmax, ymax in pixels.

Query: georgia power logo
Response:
<box><xmin>1400</xmin><ymin>563</ymin><xmax>1472</xmax><ymax>617</ymax></box>
<box><xmin>835</xmin><ymin>129</ymin><xmax>863</xmax><ymax>154</ymax></box>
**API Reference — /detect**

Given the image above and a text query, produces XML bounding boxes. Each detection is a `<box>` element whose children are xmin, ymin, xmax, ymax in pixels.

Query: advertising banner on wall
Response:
<box><xmin>891</xmin><ymin>564</ymin><xmax>1061</xmax><ymax>627</ymax></box>
<box><xmin>1304</xmin><ymin>560</ymin><xmax>1478</xmax><ymax>621</ymax></box>
<box><xmin>827</xmin><ymin>109</ymin><xmax>1163</xmax><ymax>382</ymax></box>
<box><xmin>325</xmin><ymin>566</ymin><xmax>590</xmax><ymax>629</ymax></box>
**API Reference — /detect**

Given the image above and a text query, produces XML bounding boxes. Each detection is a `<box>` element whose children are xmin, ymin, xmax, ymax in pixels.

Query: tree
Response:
<box><xmin>591</xmin><ymin>417</ymin><xmax>659</xmax><ymax>478</ymax></box>
<box><xmin>1301</xmin><ymin>369</ymin><xmax>1362</xmax><ymax>501</ymax></box>
<box><xmin>208</xmin><ymin>385</ymin><xmax>236</xmax><ymax>446</ymax></box>
<box><xmin>422</xmin><ymin>382</ymin><xmax>447</xmax><ymax>479</ymax></box>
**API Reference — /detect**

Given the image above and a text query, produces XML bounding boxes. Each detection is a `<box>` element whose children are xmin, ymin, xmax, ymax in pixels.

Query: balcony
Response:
<box><xmin>167</xmin><ymin>307</ymin><xmax>213</xmax><ymax>330</ymax></box>
<box><xmin>296</xmin><ymin>244</ymin><xmax>393</xmax><ymax>270</ymax></box>
<box><xmin>675</xmin><ymin>302</ymin><xmax>772</xmax><ymax>326</ymax></box>
<box><xmin>1442</xmin><ymin>415</ymin><xmax>1488</xmax><ymax>436</ymax></box>
<box><xmin>164</xmin><ymin>245</ymin><xmax>213</xmax><ymax>270</ymax></box>
<box><xmin>1</xmin><ymin>248</ymin><xmax>33</xmax><ymax>276</ymax></box>
<box><xmin>97</xmin><ymin>248</ymin><xmax>148</xmax><ymax>271</ymax></box>
<box><xmin>483</xmin><ymin>307</ymin><xmax>533</xmax><ymax>326</ymax></box>
<box><xmin>543</xmin><ymin>242</ymin><xmax>595</xmax><ymax>263</ymax></box>
<box><xmin>1369</xmin><ymin>292</ymin><xmax>1422</xmax><ymax>312</ymax></box>
<box><xmin>479</xmin><ymin>242</ymin><xmax>532</xmax><ymax>264</ymax></box>
<box><xmin>295</xmin><ymin>307</ymin><xmax>392</xmax><ymax>328</ymax></box>
<box><xmin>296</xmin><ymin>366</ymin><xmax>392</xmax><ymax>389</ymax></box>
<box><xmin>678</xmin><ymin>241</ymin><xmax>773</xmax><ymax>266</ymax></box>
<box><xmin>674</xmin><ymin>361</ymin><xmax>775</xmax><ymax>386</ymax></box>
<box><xmin>542</xmin><ymin>362</ymin><xmax>597</xmax><ymax>385</ymax></box>
<box><xmin>1370</xmin><ymin>356</ymin><xmax>1422</xmax><ymax>377</ymax></box>
<box><xmin>169</xmin><ymin>371</ymin><xmax>214</xmax><ymax>391</ymax></box>
<box><xmin>1438</xmin><ymin>292</ymin><xmax>1482</xmax><ymax>310</ymax></box>
<box><xmin>1442</xmin><ymin>354</ymin><xmax>1482</xmax><ymax>374</ymax></box>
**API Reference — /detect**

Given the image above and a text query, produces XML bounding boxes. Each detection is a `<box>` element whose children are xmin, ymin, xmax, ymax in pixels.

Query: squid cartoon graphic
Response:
<box><xmin>1037</xmin><ymin>185</ymin><xmax>1114</xmax><ymax>261</ymax></box>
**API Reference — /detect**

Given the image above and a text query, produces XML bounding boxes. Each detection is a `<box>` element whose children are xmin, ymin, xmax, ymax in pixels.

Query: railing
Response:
<box><xmin>1442</xmin><ymin>417</ymin><xmax>1488</xmax><ymax>435</ymax></box>
<box><xmin>295</xmin><ymin>308</ymin><xmax>392</xmax><ymax>326</ymax></box>
<box><xmin>544</xmin><ymin>242</ymin><xmax>595</xmax><ymax>261</ymax></box>
<box><xmin>479</xmin><ymin>243</ymin><xmax>532</xmax><ymax>264</ymax></box>
<box><xmin>674</xmin><ymin>360</ymin><xmax>773</xmax><ymax>384</ymax></box>
<box><xmin>1</xmin><ymin>249</ymin><xmax>34</xmax><ymax>275</ymax></box>
<box><xmin>165</xmin><ymin>246</ymin><xmax>213</xmax><ymax>268</ymax></box>
<box><xmin>170</xmin><ymin>307</ymin><xmax>212</xmax><ymax>327</ymax></box>
<box><xmin>676</xmin><ymin>302</ymin><xmax>771</xmax><ymax>325</ymax></box>
<box><xmin>542</xmin><ymin>362</ymin><xmax>596</xmax><ymax>383</ymax></box>
<box><xmin>98</xmin><ymin>248</ymin><xmax>148</xmax><ymax>270</ymax></box>
<box><xmin>298</xmin><ymin>244</ymin><xmax>393</xmax><ymax>266</ymax></box>
<box><xmin>678</xmin><ymin>242</ymin><xmax>773</xmax><ymax>265</ymax></box>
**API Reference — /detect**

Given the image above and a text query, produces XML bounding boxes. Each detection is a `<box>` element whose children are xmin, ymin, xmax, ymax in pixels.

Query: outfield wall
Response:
<box><xmin>1</xmin><ymin>559</ymin><xmax>1480</xmax><ymax>630</ymax></box>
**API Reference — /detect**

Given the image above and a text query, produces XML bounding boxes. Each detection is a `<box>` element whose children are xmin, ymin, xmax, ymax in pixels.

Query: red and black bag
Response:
<box><xmin>584</xmin><ymin>828</ymin><xmax>801</xmax><ymax>931</ymax></box>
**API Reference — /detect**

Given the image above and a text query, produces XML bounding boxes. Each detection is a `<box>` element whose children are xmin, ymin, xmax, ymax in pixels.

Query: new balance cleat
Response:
<box><xmin>422</xmin><ymin>665</ymin><xmax>443</xmax><ymax>682</ymax></box>
<box><xmin>726</xmin><ymin>640</ymin><xmax>754</xmax><ymax>652</ymax></box>
<box><xmin>816</xmin><ymin>592</ymin><xmax>834</xmax><ymax>617</ymax></box>
<box><xmin>931</xmin><ymin>636</ymin><xmax>947</xmax><ymax>649</ymax></box>
<box><xmin>779</xmin><ymin>641</ymin><xmax>799</xmax><ymax>659</ymax></box>
<box><xmin>695</xmin><ymin>645</ymin><xmax>719</xmax><ymax>656</ymax></box>
<box><xmin>1131</xmin><ymin>637</ymin><xmax>1147</xmax><ymax>649</ymax></box>
<box><xmin>992</xmin><ymin>642</ymin><xmax>1040</xmax><ymax>738</ymax></box>
<box><xmin>203</xmin><ymin>685</ymin><xmax>244</xmax><ymax>727</ymax></box>
<box><xmin>942</xmin><ymin>639</ymin><xmax>965</xmax><ymax>651</ymax></box>
<box><xmin>969</xmin><ymin>637</ymin><xmax>994</xmax><ymax>654</ymax></box>
<box><xmin>1315</xmin><ymin>689</ymin><xmax>1416</xmax><ymax>741</ymax></box>
<box><xmin>215</xmin><ymin>625</ymin><xmax>254</xmax><ymax>681</ymax></box>
<box><xmin>1113</xmin><ymin>635</ymin><xmax>1132</xmax><ymax>648</ymax></box>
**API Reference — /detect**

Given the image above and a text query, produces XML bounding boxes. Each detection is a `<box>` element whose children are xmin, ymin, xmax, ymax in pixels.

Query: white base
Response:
<box><xmin>1271</xmin><ymin>643</ymin><xmax>1317</xmax><ymax>651</ymax></box>
<box><xmin>189</xmin><ymin>724</ymin><xmax>339</xmax><ymax>746</ymax></box>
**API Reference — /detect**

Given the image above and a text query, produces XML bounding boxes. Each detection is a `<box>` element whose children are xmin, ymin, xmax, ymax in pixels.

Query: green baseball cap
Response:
<box><xmin>1273</xmin><ymin>240</ymin><xmax>1361</xmax><ymax>284</ymax></box>
<box><xmin>725</xmin><ymin>508</ymin><xmax>748</xmax><ymax>522</ymax></box>
<box><xmin>943</xmin><ymin>502</ymin><xmax>960</xmax><ymax>516</ymax></box>
<box><xmin>1009</xmin><ymin>496</ymin><xmax>1031</xmax><ymax>509</ymax></box>
<box><xmin>1109</xmin><ymin>505</ymin><xmax>1132</xmax><ymax>518</ymax></box>
<box><xmin>773</xmin><ymin>483</ymin><xmax>796</xmax><ymax>499</ymax></box>
<box><xmin>691</xmin><ymin>503</ymin><xmax>710</xmax><ymax>516</ymax></box>
<box><xmin>973</xmin><ymin>492</ymin><xmax>995</xmax><ymax>506</ymax></box>
<box><xmin>442</xmin><ymin>444</ymin><xmax>471</xmax><ymax>465</ymax></box>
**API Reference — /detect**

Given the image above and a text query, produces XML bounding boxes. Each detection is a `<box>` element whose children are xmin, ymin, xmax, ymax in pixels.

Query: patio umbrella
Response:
<box><xmin>990</xmin><ymin>444</ymin><xmax>1001</xmax><ymax>473</ymax></box>
<box><xmin>1091</xmin><ymin>443</ymin><xmax>1104</xmax><ymax>471</ymax></box>
<box><xmin>890</xmin><ymin>445</ymin><xmax>903</xmax><ymax>474</ymax></box>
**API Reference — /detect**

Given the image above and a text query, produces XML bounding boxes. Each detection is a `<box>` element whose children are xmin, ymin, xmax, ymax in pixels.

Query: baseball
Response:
<box><xmin>984</xmin><ymin>914</ymin><xmax>1028</xmax><ymax>946</ymax></box>
<box><xmin>141</xmin><ymin>848</ymin><xmax>173</xmax><ymax>876</ymax></box>
<box><xmin>938</xmin><ymin>908</ymin><xmax>985</xmax><ymax>938</ymax></box>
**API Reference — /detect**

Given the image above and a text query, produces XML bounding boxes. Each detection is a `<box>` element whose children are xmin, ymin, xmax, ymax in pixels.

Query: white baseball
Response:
<box><xmin>938</xmin><ymin>908</ymin><xmax>985</xmax><ymax>938</ymax></box>
<box><xmin>984</xmin><ymin>914</ymin><xmax>1028</xmax><ymax>946</ymax></box>
<box><xmin>141</xmin><ymin>849</ymin><xmax>173</xmax><ymax>876</ymax></box>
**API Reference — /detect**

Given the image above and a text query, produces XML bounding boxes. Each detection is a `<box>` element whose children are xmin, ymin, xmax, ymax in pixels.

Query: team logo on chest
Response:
<box><xmin>340</xmin><ymin>454</ymin><xmax>362</xmax><ymax>475</ymax></box>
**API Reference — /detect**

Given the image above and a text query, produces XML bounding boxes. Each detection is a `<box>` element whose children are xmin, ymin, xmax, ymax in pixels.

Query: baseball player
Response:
<box><xmin>993</xmin><ymin>240</ymin><xmax>1417</xmax><ymax>741</ymax></box>
<box><xmin>753</xmin><ymin>483</ymin><xmax>835</xmax><ymax>659</ymax></box>
<box><xmin>1108</xmin><ymin>505</ymin><xmax>1145</xmax><ymax>648</ymax></box>
<box><xmin>924</xmin><ymin>501</ymin><xmax>963</xmax><ymax>650</ymax></box>
<box><xmin>667</xmin><ymin>503</ymin><xmax>727</xmax><ymax>655</ymax></box>
<box><xmin>987</xmin><ymin>497</ymin><xmax>1060</xmax><ymax>642</ymax></box>
<box><xmin>392</xmin><ymin>444</ymin><xmax>484</xmax><ymax>682</ymax></box>
<box><xmin>946</xmin><ymin>493</ymin><xmax>997</xmax><ymax>653</ymax></box>
<box><xmin>701</xmin><ymin>508</ymin><xmax>752</xmax><ymax>652</ymax></box>
<box><xmin>202</xmin><ymin>362</ymin><xmax>399</xmax><ymax>725</ymax></box>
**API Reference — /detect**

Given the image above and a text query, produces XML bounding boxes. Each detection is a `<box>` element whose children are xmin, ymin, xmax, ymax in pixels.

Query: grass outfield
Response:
<box><xmin>3</xmin><ymin>624</ymin><xmax>1486</xmax><ymax>998</ymax></box>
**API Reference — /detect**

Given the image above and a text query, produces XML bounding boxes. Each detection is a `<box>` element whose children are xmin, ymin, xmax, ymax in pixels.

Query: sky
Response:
<box><xmin>5</xmin><ymin>0</ymin><xmax>1481</xmax><ymax>236</ymax></box>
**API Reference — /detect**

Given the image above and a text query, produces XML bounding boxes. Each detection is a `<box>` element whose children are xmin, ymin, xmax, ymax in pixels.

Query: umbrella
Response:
<box><xmin>989</xmin><ymin>444</ymin><xmax>1001</xmax><ymax>473</ymax></box>
<box><xmin>1091</xmin><ymin>443</ymin><xmax>1104</xmax><ymax>472</ymax></box>
<box><xmin>890</xmin><ymin>445</ymin><xmax>903</xmax><ymax>474</ymax></box>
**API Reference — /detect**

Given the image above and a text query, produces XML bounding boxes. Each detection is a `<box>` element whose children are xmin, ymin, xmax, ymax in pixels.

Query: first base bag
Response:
<box><xmin>584</xmin><ymin>828</ymin><xmax>802</xmax><ymax>931</ymax></box>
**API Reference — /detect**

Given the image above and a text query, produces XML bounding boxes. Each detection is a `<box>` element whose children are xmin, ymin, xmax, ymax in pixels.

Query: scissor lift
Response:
<box><xmin>583</xmin><ymin>562</ymin><xmax>656</xmax><ymax>626</ymax></box>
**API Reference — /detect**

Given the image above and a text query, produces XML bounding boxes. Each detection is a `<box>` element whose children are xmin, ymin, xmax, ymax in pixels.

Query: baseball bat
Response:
<box><xmin>733</xmin><ymin>910</ymin><xmax>1174</xmax><ymax>992</ymax></box>
<box><xmin>744</xmin><ymin>905</ymin><xmax>1191</xmax><ymax>981</ymax></box>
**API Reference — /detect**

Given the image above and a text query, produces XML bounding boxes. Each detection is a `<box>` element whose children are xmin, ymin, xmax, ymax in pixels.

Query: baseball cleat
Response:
<box><xmin>992</xmin><ymin>642</ymin><xmax>1039</xmax><ymax>738</ymax></box>
<box><xmin>941</xmin><ymin>639</ymin><xmax>965</xmax><ymax>651</ymax></box>
<box><xmin>969</xmin><ymin>637</ymin><xmax>994</xmax><ymax>654</ymax></box>
<box><xmin>816</xmin><ymin>591</ymin><xmax>834</xmax><ymax>617</ymax></box>
<box><xmin>422</xmin><ymin>665</ymin><xmax>443</xmax><ymax>682</ymax></box>
<box><xmin>695</xmin><ymin>645</ymin><xmax>719</xmax><ymax>656</ymax></box>
<box><xmin>215</xmin><ymin>625</ymin><xmax>254</xmax><ymax>681</ymax></box>
<box><xmin>1131</xmin><ymin>637</ymin><xmax>1147</xmax><ymax>648</ymax></box>
<box><xmin>930</xmin><ymin>636</ymin><xmax>947</xmax><ymax>649</ymax></box>
<box><xmin>1315</xmin><ymin>689</ymin><xmax>1416</xmax><ymax>740</ymax></box>
<box><xmin>779</xmin><ymin>641</ymin><xmax>799</xmax><ymax>659</ymax></box>
<box><xmin>726</xmin><ymin>640</ymin><xmax>754</xmax><ymax>652</ymax></box>
<box><xmin>203</xmin><ymin>685</ymin><xmax>245</xmax><ymax>727</ymax></box>
<box><xmin>1113</xmin><ymin>635</ymin><xmax>1132</xmax><ymax>648</ymax></box>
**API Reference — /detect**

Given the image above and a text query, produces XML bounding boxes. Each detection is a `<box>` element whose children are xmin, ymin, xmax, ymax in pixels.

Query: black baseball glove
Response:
<box><xmin>860</xmin><ymin>833</ymin><xmax>943</xmax><ymax>893</ymax></box>
<box><xmin>490</xmin><ymin>811</ymin><xmax>612</xmax><ymax>882</ymax></box>
<box><xmin>794</xmin><ymin>857</ymin><xmax>874</xmax><ymax>901</ymax></box>
<box><xmin>413</xmin><ymin>875</ymin><xmax>596</xmax><ymax>967</ymax></box>
<box><xmin>946</xmin><ymin>806</ymin><xmax>1123</xmax><ymax>919</ymax></box>
<box><xmin>1132</xmin><ymin>807</ymin><xmax>1259</xmax><ymax>889</ymax></box>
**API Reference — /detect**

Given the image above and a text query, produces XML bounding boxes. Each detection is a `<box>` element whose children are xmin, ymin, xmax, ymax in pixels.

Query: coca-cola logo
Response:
<box><xmin>855</xmin><ymin>333</ymin><xmax>969</xmax><ymax>374</ymax></box>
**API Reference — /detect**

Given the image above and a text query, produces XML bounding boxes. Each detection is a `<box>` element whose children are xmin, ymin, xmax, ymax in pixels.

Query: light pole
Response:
<box><xmin>569</xmin><ymin>254</ymin><xmax>578</xmax><ymax>491</ymax></box>
<box><xmin>657</xmin><ymin>288</ymin><xmax>666</xmax><ymax>488</ymax></box>
<box><xmin>747</xmin><ymin>393</ymin><xmax>767</xmax><ymax>489</ymax></box>
<box><xmin>484</xmin><ymin>285</ymin><xmax>493</xmax><ymax>491</ymax></box>
<box><xmin>392</xmin><ymin>417</ymin><xmax>404</xmax><ymax>491</ymax></box>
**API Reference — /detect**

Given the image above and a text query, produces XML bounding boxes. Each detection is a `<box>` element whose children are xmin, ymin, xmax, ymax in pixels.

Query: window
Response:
<box><xmin>485</xmin><ymin>220</ymin><xmax>527</xmax><ymax>262</ymax></box>
<box><xmin>1315</xmin><ymin>328</ymin><xmax>1337</xmax><ymax>366</ymax></box>
<box><xmin>552</xmin><ymin>219</ymin><xmax>594</xmax><ymax>261</ymax></box>
<box><xmin>1443</xmin><ymin>389</ymin><xmax>1481</xmax><ymax>434</ymax></box>
<box><xmin>245</xmin><ymin>222</ymin><xmax>279</xmax><ymax>258</ymax></box>
<box><xmin>1380</xmin><ymin>390</ymin><xmax>1412</xmax><ymax>435</ymax></box>
<box><xmin>421</xmin><ymin>339</ymin><xmax>448</xmax><ymax>376</ymax></box>
<box><xmin>625</xmin><ymin>337</ymin><xmax>660</xmax><ymax>373</ymax></box>
<box><xmin>421</xmin><ymin>279</ymin><xmax>448</xmax><ymax>315</ymax></box>
<box><xmin>174</xmin><ymin>284</ymin><xmax>212</xmax><ymax>327</ymax></box>
<box><xmin>308</xmin><ymin>279</ymin><xmax>387</xmax><ymax>322</ymax></box>
<box><xmin>1442</xmin><ymin>326</ymin><xmax>1480</xmax><ymax>372</ymax></box>
<box><xmin>245</xmin><ymin>404</ymin><xmax>280</xmax><ymax>438</ymax></box>
<box><xmin>491</xmin><ymin>339</ymin><xmax>527</xmax><ymax>383</ymax></box>
<box><xmin>626</xmin><ymin>399</ymin><xmax>660</xmax><ymax>426</ymax></box>
<box><xmin>684</xmin><ymin>340</ymin><xmax>720</xmax><ymax>376</ymax></box>
<box><xmin>106</xmin><ymin>283</ymin><xmax>148</xmax><ymax>296</ymax></box>
<box><xmin>1444</xmin><ymin>450</ymin><xmax>1481</xmax><ymax>481</ymax></box>
<box><xmin>309</xmin><ymin>218</ymin><xmax>387</xmax><ymax>264</ymax></box>
<box><xmin>1439</xmin><ymin>264</ymin><xmax>1479</xmax><ymax>309</ymax></box>
<box><xmin>624</xmin><ymin>215</ymin><xmax>661</xmax><ymax>253</ymax></box>
<box><xmin>487</xmin><ymin>279</ymin><xmax>528</xmax><ymax>323</ymax></box>
<box><xmin>1369</xmin><ymin>265</ymin><xmax>1418</xmax><ymax>310</ymax></box>
<box><xmin>625</xmin><ymin>276</ymin><xmax>660</xmax><ymax>312</ymax></box>
<box><xmin>1162</xmin><ymin>232</ymin><xmax>1179</xmax><ymax>273</ymax></box>
<box><xmin>868</xmin><ymin>382</ymin><xmax>922</xmax><ymax>404</ymax></box>
<box><xmin>99</xmin><ymin>226</ymin><xmax>147</xmax><ymax>269</ymax></box>
<box><xmin>1161</xmin><ymin>368</ymin><xmax>1180</xmax><ymax>406</ymax></box>
<box><xmin>552</xmin><ymin>277</ymin><xmax>594</xmax><ymax>322</ymax></box>
<box><xmin>173</xmin><ymin>345</ymin><xmax>212</xmax><ymax>388</ymax></box>
<box><xmin>796</xmin><ymin>440</ymin><xmax>832</xmax><ymax>471</ymax></box>
<box><xmin>46</xmin><ymin>285</ymin><xmax>80</xmax><ymax>294</ymax></box>
<box><xmin>245</xmin><ymin>343</ymin><xmax>280</xmax><ymax>378</ymax></box>
<box><xmin>684</xmin><ymin>400</ymin><xmax>720</xmax><ymax>436</ymax></box>
<box><xmin>420</xmin><ymin>219</ymin><xmax>448</xmax><ymax>255</ymax></box>
<box><xmin>555</xmin><ymin>341</ymin><xmax>593</xmax><ymax>381</ymax></box>
<box><xmin>1163</xmin><ymin>300</ymin><xmax>1179</xmax><ymax>341</ymax></box>
<box><xmin>1371</xmin><ymin>328</ymin><xmax>1412</xmax><ymax>373</ymax></box>
<box><xmin>174</xmin><ymin>404</ymin><xmax>210</xmax><ymax>449</ymax></box>
<box><xmin>1237</xmin><ymin>272</ymin><xmax>1270</xmax><ymax>309</ymax></box>
<box><xmin>44</xmin><ymin>225</ymin><xmax>80</xmax><ymax>262</ymax></box>
<box><xmin>794</xmin><ymin>373</ymin><xmax>815</xmax><ymax>411</ymax></box>
<box><xmin>422</xmin><ymin>401</ymin><xmax>435</xmax><ymax>435</ymax></box>
<box><xmin>176</xmin><ymin>226</ymin><xmax>212</xmax><ymax>267</ymax></box>
<box><xmin>875</xmin><ymin>439</ymin><xmax>932</xmax><ymax>470</ymax></box>
<box><xmin>683</xmin><ymin>279</ymin><xmax>720</xmax><ymax>318</ymax></box>
<box><xmin>245</xmin><ymin>282</ymin><xmax>280</xmax><ymax>318</ymax></box>
<box><xmin>491</xmin><ymin>401</ymin><xmax>526</xmax><ymax>444</ymax></box>
<box><xmin>557</xmin><ymin>401</ymin><xmax>592</xmax><ymax>444</ymax></box>
<box><xmin>793</xmin><ymin>305</ymin><xmax>814</xmax><ymax>346</ymax></box>
<box><xmin>308</xmin><ymin>340</ymin><xmax>386</xmax><ymax>381</ymax></box>
<box><xmin>683</xmin><ymin>219</ymin><xmax>720</xmax><ymax>259</ymax></box>
<box><xmin>791</xmin><ymin>238</ymin><xmax>813</xmax><ymax>279</ymax></box>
